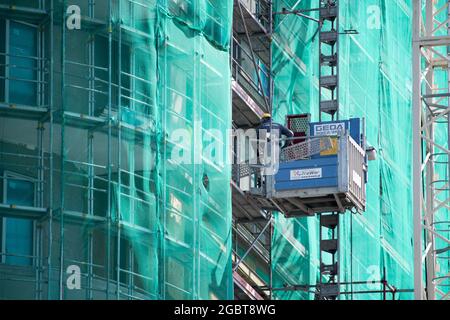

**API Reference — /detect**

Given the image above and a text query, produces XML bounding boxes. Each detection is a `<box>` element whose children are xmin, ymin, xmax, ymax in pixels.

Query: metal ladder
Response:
<box><xmin>319</xmin><ymin>0</ymin><xmax>339</xmax><ymax>120</ymax></box>
<box><xmin>318</xmin><ymin>0</ymin><xmax>340</xmax><ymax>300</ymax></box>
<box><xmin>317</xmin><ymin>213</ymin><xmax>340</xmax><ymax>299</ymax></box>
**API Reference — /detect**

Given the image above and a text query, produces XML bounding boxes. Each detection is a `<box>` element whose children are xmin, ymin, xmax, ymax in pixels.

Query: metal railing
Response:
<box><xmin>232</xmin><ymin>36</ymin><xmax>270</xmax><ymax>110</ymax></box>
<box><xmin>232</xmin><ymin>133</ymin><xmax>367</xmax><ymax>204</ymax></box>
<box><xmin>238</xmin><ymin>0</ymin><xmax>271</xmax><ymax>29</ymax></box>
<box><xmin>281</xmin><ymin>136</ymin><xmax>333</xmax><ymax>162</ymax></box>
<box><xmin>232</xmin><ymin>134</ymin><xmax>336</xmax><ymax>191</ymax></box>
<box><xmin>344</xmin><ymin>134</ymin><xmax>366</xmax><ymax>208</ymax></box>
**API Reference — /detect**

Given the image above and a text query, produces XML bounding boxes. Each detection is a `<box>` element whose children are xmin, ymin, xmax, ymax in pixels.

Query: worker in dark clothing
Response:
<box><xmin>257</xmin><ymin>113</ymin><xmax>294</xmax><ymax>149</ymax></box>
<box><xmin>254</xmin><ymin>113</ymin><xmax>293</xmax><ymax>188</ymax></box>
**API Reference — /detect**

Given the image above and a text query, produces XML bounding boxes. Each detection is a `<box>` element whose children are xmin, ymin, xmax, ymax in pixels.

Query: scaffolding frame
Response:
<box><xmin>259</xmin><ymin>277</ymin><xmax>414</xmax><ymax>301</ymax></box>
<box><xmin>0</xmin><ymin>0</ymin><xmax>162</xmax><ymax>300</ymax></box>
<box><xmin>413</xmin><ymin>0</ymin><xmax>450</xmax><ymax>301</ymax></box>
<box><xmin>231</xmin><ymin>0</ymin><xmax>274</xmax><ymax>300</ymax></box>
<box><xmin>0</xmin><ymin>0</ymin><xmax>52</xmax><ymax>301</ymax></box>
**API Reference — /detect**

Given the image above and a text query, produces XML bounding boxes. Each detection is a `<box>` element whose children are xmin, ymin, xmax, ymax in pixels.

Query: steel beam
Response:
<box><xmin>413</xmin><ymin>0</ymin><xmax>450</xmax><ymax>300</ymax></box>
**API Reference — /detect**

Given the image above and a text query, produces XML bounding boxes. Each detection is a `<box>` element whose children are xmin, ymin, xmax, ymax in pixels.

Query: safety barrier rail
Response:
<box><xmin>344</xmin><ymin>134</ymin><xmax>366</xmax><ymax>209</ymax></box>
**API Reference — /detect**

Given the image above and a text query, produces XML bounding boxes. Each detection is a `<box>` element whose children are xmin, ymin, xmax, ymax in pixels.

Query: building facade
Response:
<box><xmin>0</xmin><ymin>0</ymin><xmax>233</xmax><ymax>299</ymax></box>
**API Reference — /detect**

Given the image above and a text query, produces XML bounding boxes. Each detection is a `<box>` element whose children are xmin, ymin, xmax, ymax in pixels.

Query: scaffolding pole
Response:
<box><xmin>231</xmin><ymin>0</ymin><xmax>273</xmax><ymax>300</ymax></box>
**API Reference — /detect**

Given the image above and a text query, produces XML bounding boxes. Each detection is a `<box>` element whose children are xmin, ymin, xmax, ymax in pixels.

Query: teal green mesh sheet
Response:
<box><xmin>159</xmin><ymin>1</ymin><xmax>233</xmax><ymax>299</ymax></box>
<box><xmin>271</xmin><ymin>0</ymin><xmax>417</xmax><ymax>300</ymax></box>
<box><xmin>0</xmin><ymin>0</ymin><xmax>232</xmax><ymax>300</ymax></box>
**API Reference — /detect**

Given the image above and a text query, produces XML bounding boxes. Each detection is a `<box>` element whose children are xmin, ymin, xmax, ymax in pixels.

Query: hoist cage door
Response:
<box><xmin>286</xmin><ymin>113</ymin><xmax>310</xmax><ymax>145</ymax></box>
<box><xmin>339</xmin><ymin>134</ymin><xmax>366</xmax><ymax>212</ymax></box>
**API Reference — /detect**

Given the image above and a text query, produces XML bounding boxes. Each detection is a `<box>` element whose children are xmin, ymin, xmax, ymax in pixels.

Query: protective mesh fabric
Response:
<box><xmin>0</xmin><ymin>0</ymin><xmax>232</xmax><ymax>300</ymax></box>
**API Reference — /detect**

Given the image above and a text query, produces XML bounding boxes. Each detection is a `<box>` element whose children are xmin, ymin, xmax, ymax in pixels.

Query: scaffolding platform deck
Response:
<box><xmin>0</xmin><ymin>103</ymin><xmax>49</xmax><ymax>121</ymax></box>
<box><xmin>0</xmin><ymin>203</ymin><xmax>47</xmax><ymax>220</ymax></box>
<box><xmin>232</xmin><ymin>80</ymin><xmax>265</xmax><ymax>128</ymax></box>
<box><xmin>233</xmin><ymin>0</ymin><xmax>271</xmax><ymax>66</ymax></box>
<box><xmin>0</xmin><ymin>4</ymin><xmax>48</xmax><ymax>23</ymax></box>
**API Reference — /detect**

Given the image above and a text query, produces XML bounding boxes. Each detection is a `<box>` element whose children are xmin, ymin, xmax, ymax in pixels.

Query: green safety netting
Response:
<box><xmin>0</xmin><ymin>0</ymin><xmax>233</xmax><ymax>299</ymax></box>
<box><xmin>271</xmin><ymin>0</ymin><xmax>420</xmax><ymax>300</ymax></box>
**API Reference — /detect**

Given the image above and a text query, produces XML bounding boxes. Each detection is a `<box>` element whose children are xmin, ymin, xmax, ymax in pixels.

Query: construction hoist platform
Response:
<box><xmin>238</xmin><ymin>114</ymin><xmax>369</xmax><ymax>299</ymax></box>
<box><xmin>235</xmin><ymin>0</ymin><xmax>373</xmax><ymax>300</ymax></box>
